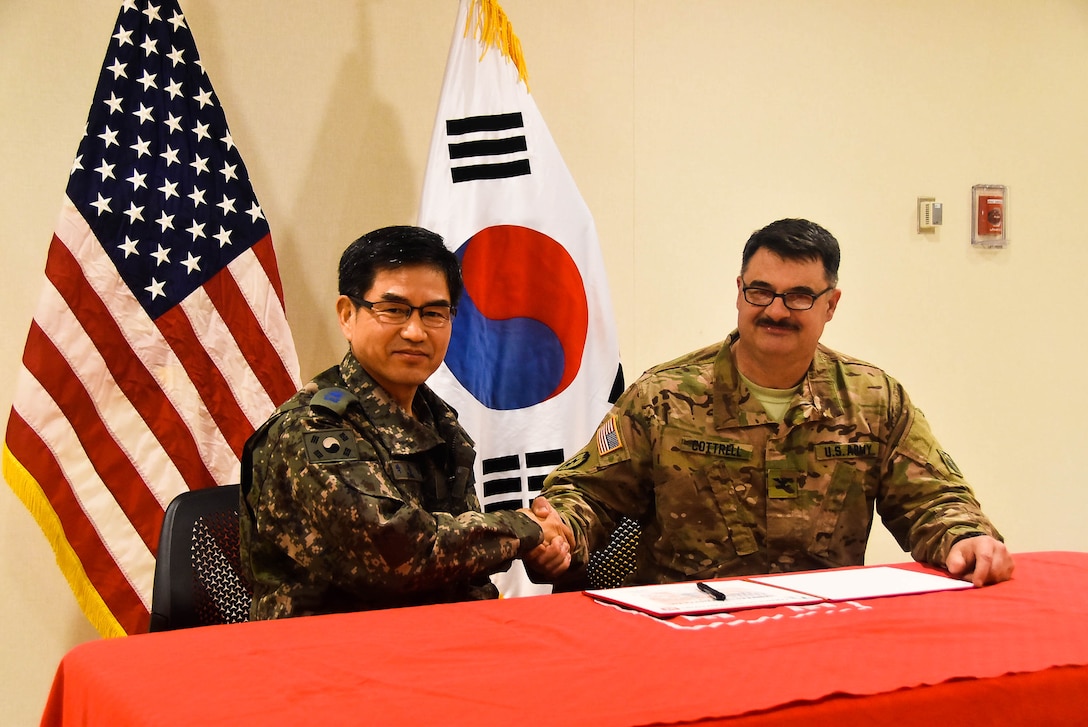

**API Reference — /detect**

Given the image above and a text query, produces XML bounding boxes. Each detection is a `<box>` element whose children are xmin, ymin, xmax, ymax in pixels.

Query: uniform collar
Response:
<box><xmin>713</xmin><ymin>330</ymin><xmax>844</xmax><ymax>429</ymax></box>
<box><xmin>337</xmin><ymin>352</ymin><xmax>446</xmax><ymax>455</ymax></box>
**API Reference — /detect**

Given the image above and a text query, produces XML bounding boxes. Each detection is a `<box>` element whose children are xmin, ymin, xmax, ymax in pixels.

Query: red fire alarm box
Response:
<box><xmin>972</xmin><ymin>184</ymin><xmax>1008</xmax><ymax>248</ymax></box>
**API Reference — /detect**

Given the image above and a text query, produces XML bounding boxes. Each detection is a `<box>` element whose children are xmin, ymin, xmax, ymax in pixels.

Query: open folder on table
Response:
<box><xmin>583</xmin><ymin>565</ymin><xmax>974</xmax><ymax>618</ymax></box>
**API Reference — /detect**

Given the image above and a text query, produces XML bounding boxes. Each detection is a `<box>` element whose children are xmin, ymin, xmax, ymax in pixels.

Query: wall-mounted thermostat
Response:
<box><xmin>918</xmin><ymin>197</ymin><xmax>943</xmax><ymax>232</ymax></box>
<box><xmin>972</xmin><ymin>184</ymin><xmax>1008</xmax><ymax>248</ymax></box>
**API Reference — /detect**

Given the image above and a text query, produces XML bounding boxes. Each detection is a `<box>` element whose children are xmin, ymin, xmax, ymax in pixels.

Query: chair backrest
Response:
<box><xmin>149</xmin><ymin>484</ymin><xmax>252</xmax><ymax>632</ymax></box>
<box><xmin>586</xmin><ymin>516</ymin><xmax>641</xmax><ymax>590</ymax></box>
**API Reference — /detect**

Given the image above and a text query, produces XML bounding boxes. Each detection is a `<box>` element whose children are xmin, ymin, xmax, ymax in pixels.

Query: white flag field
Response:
<box><xmin>419</xmin><ymin>0</ymin><xmax>624</xmax><ymax>596</ymax></box>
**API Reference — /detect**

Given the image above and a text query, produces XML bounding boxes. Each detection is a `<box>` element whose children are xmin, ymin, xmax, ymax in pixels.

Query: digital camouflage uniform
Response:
<box><xmin>542</xmin><ymin>331</ymin><xmax>1001</xmax><ymax>586</ymax></box>
<box><xmin>240</xmin><ymin>352</ymin><xmax>543</xmax><ymax>619</ymax></box>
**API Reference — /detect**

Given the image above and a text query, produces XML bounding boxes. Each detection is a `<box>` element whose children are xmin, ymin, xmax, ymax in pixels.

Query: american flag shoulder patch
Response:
<box><xmin>596</xmin><ymin>415</ymin><xmax>623</xmax><ymax>456</ymax></box>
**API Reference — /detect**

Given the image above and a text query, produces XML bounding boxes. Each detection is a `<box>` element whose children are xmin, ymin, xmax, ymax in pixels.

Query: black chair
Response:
<box><xmin>149</xmin><ymin>484</ymin><xmax>252</xmax><ymax>632</ymax></box>
<box><xmin>586</xmin><ymin>516</ymin><xmax>641</xmax><ymax>590</ymax></box>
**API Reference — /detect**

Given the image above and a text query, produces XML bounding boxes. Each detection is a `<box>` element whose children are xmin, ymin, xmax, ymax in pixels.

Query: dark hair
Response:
<box><xmin>740</xmin><ymin>218</ymin><xmax>840</xmax><ymax>286</ymax></box>
<box><xmin>338</xmin><ymin>225</ymin><xmax>463</xmax><ymax>306</ymax></box>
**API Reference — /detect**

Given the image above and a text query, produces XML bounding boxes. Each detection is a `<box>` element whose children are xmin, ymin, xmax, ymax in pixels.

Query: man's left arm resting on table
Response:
<box><xmin>877</xmin><ymin>395</ymin><xmax>1014</xmax><ymax>586</ymax></box>
<box><xmin>946</xmin><ymin>531</ymin><xmax>1014</xmax><ymax>586</ymax></box>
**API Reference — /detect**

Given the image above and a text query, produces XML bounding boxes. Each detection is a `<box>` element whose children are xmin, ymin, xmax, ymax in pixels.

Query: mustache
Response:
<box><xmin>755</xmin><ymin>316</ymin><xmax>800</xmax><ymax>331</ymax></box>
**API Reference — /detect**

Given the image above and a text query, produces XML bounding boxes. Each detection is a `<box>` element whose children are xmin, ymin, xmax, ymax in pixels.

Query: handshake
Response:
<box><xmin>517</xmin><ymin>497</ymin><xmax>574</xmax><ymax>579</ymax></box>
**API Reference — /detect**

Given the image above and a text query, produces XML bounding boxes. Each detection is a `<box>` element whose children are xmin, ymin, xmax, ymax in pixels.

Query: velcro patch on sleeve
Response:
<box><xmin>939</xmin><ymin>450</ymin><xmax>963</xmax><ymax>477</ymax></box>
<box><xmin>304</xmin><ymin>429</ymin><xmax>361</xmax><ymax>464</ymax></box>
<box><xmin>596</xmin><ymin>415</ymin><xmax>624</xmax><ymax>456</ymax></box>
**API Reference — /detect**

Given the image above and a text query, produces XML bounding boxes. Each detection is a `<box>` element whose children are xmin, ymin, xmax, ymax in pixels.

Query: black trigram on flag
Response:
<box><xmin>446</xmin><ymin>112</ymin><xmax>531</xmax><ymax>183</ymax></box>
<box><xmin>479</xmin><ymin>448</ymin><xmax>566</xmax><ymax>512</ymax></box>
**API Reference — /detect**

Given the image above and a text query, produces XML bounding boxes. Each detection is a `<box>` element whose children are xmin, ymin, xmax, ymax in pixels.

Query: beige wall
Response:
<box><xmin>3</xmin><ymin>0</ymin><xmax>1086</xmax><ymax>722</ymax></box>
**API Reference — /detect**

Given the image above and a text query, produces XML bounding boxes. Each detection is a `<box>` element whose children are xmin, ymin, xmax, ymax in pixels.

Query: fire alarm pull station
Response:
<box><xmin>972</xmin><ymin>184</ymin><xmax>1008</xmax><ymax>248</ymax></box>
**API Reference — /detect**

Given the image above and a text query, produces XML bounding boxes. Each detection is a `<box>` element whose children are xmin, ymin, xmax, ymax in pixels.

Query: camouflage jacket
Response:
<box><xmin>542</xmin><ymin>331</ymin><xmax>1001</xmax><ymax>585</ymax></box>
<box><xmin>240</xmin><ymin>352</ymin><xmax>543</xmax><ymax>619</ymax></box>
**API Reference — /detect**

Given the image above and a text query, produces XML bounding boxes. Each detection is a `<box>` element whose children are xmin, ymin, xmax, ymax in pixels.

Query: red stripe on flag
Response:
<box><xmin>252</xmin><ymin>234</ymin><xmax>287</xmax><ymax>308</ymax></box>
<box><xmin>44</xmin><ymin>237</ymin><xmax>217</xmax><ymax>490</ymax></box>
<box><xmin>7</xmin><ymin>0</ymin><xmax>302</xmax><ymax>636</ymax></box>
<box><xmin>4</xmin><ymin>412</ymin><xmax>149</xmax><ymax>634</ymax></box>
<box><xmin>21</xmin><ymin>323</ymin><xmax>166</xmax><ymax>551</ymax></box>
<box><xmin>154</xmin><ymin>304</ymin><xmax>253</xmax><ymax>457</ymax></box>
<box><xmin>204</xmin><ymin>259</ymin><xmax>297</xmax><ymax>409</ymax></box>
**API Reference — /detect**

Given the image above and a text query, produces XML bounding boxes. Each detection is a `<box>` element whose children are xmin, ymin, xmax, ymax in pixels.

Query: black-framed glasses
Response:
<box><xmin>351</xmin><ymin>298</ymin><xmax>456</xmax><ymax>328</ymax></box>
<box><xmin>741</xmin><ymin>281</ymin><xmax>835</xmax><ymax>311</ymax></box>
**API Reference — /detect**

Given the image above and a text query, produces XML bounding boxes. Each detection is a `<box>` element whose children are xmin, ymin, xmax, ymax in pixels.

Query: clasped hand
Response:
<box><xmin>518</xmin><ymin>496</ymin><xmax>573</xmax><ymax>579</ymax></box>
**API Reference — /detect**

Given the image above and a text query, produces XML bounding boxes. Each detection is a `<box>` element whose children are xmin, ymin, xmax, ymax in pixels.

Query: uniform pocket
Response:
<box><xmin>649</xmin><ymin>465</ymin><xmax>755</xmax><ymax>578</ymax></box>
<box><xmin>765</xmin><ymin>457</ymin><xmax>873</xmax><ymax>566</ymax></box>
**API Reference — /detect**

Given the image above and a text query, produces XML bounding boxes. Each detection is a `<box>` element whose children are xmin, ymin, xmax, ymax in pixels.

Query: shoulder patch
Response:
<box><xmin>939</xmin><ymin>450</ymin><xmax>963</xmax><ymax>477</ymax></box>
<box><xmin>304</xmin><ymin>429</ymin><xmax>361</xmax><ymax>464</ymax></box>
<box><xmin>595</xmin><ymin>415</ymin><xmax>624</xmax><ymax>456</ymax></box>
<box><xmin>310</xmin><ymin>387</ymin><xmax>358</xmax><ymax>417</ymax></box>
<box><xmin>558</xmin><ymin>451</ymin><xmax>591</xmax><ymax>471</ymax></box>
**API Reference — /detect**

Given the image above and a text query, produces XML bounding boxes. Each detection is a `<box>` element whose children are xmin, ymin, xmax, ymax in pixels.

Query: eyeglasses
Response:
<box><xmin>740</xmin><ymin>281</ymin><xmax>835</xmax><ymax>311</ymax></box>
<box><xmin>351</xmin><ymin>298</ymin><xmax>456</xmax><ymax>328</ymax></box>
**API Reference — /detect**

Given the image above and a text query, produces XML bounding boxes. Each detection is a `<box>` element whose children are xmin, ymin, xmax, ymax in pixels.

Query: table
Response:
<box><xmin>40</xmin><ymin>551</ymin><xmax>1088</xmax><ymax>726</ymax></box>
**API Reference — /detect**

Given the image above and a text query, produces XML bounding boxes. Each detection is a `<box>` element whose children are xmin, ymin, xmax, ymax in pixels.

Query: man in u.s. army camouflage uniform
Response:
<box><xmin>241</xmin><ymin>226</ymin><xmax>571</xmax><ymax>619</ymax></box>
<box><xmin>534</xmin><ymin>218</ymin><xmax>1013</xmax><ymax>588</ymax></box>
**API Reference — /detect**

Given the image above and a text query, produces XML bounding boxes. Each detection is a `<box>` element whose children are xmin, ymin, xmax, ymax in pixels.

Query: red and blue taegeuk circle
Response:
<box><xmin>445</xmin><ymin>225</ymin><xmax>588</xmax><ymax>410</ymax></box>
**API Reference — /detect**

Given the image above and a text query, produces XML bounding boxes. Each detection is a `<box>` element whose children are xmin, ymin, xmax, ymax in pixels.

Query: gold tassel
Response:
<box><xmin>3</xmin><ymin>444</ymin><xmax>127</xmax><ymax>638</ymax></box>
<box><xmin>464</xmin><ymin>0</ymin><xmax>531</xmax><ymax>91</ymax></box>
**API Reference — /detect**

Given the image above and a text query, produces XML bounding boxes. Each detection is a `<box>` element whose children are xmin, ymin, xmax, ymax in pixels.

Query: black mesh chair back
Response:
<box><xmin>586</xmin><ymin>516</ymin><xmax>641</xmax><ymax>590</ymax></box>
<box><xmin>149</xmin><ymin>484</ymin><xmax>252</xmax><ymax>632</ymax></box>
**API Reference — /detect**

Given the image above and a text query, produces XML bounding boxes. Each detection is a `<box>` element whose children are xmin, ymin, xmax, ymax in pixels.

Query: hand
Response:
<box><xmin>519</xmin><ymin>497</ymin><xmax>573</xmax><ymax>579</ymax></box>
<box><xmin>519</xmin><ymin>497</ymin><xmax>574</xmax><ymax>547</ymax></box>
<box><xmin>524</xmin><ymin>535</ymin><xmax>572</xmax><ymax>580</ymax></box>
<box><xmin>946</xmin><ymin>535</ymin><xmax>1014</xmax><ymax>587</ymax></box>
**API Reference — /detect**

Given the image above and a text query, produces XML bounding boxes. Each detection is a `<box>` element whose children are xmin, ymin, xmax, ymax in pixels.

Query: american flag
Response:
<box><xmin>595</xmin><ymin>416</ymin><xmax>622</xmax><ymax>456</ymax></box>
<box><xmin>2</xmin><ymin>0</ymin><xmax>299</xmax><ymax>636</ymax></box>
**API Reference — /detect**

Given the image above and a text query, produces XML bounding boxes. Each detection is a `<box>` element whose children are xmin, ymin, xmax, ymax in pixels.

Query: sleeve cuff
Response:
<box><xmin>493</xmin><ymin>510</ymin><xmax>544</xmax><ymax>556</ymax></box>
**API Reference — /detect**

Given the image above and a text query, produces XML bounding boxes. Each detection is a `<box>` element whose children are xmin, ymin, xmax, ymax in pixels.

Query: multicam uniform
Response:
<box><xmin>542</xmin><ymin>331</ymin><xmax>1001</xmax><ymax>585</ymax></box>
<box><xmin>241</xmin><ymin>353</ymin><xmax>543</xmax><ymax>619</ymax></box>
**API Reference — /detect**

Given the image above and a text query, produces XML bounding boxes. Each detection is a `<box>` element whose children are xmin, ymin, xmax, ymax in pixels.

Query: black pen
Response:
<box><xmin>697</xmin><ymin>581</ymin><xmax>728</xmax><ymax>601</ymax></box>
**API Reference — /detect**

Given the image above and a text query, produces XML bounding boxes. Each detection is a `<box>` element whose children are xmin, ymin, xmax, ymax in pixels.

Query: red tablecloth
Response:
<box><xmin>41</xmin><ymin>551</ymin><xmax>1088</xmax><ymax>726</ymax></box>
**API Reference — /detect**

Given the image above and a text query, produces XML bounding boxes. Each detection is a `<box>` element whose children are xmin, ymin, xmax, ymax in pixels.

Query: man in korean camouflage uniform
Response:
<box><xmin>531</xmin><ymin>218</ymin><xmax>1013</xmax><ymax>588</ymax></box>
<box><xmin>241</xmin><ymin>226</ymin><xmax>571</xmax><ymax>619</ymax></box>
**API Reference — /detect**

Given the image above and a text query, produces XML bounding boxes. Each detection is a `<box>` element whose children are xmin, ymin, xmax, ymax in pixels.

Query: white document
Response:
<box><xmin>584</xmin><ymin>579</ymin><xmax>822</xmax><ymax>618</ymax></box>
<box><xmin>748</xmin><ymin>566</ymin><xmax>973</xmax><ymax>601</ymax></box>
<box><xmin>584</xmin><ymin>565</ymin><xmax>972</xmax><ymax>618</ymax></box>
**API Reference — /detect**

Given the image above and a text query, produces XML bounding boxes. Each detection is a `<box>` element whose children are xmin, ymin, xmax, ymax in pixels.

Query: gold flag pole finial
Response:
<box><xmin>464</xmin><ymin>0</ymin><xmax>530</xmax><ymax>90</ymax></box>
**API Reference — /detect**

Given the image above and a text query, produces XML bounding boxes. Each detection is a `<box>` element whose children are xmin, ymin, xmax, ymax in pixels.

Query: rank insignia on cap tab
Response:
<box><xmin>596</xmin><ymin>415</ymin><xmax>623</xmax><ymax>456</ymax></box>
<box><xmin>304</xmin><ymin>429</ymin><xmax>359</xmax><ymax>463</ymax></box>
